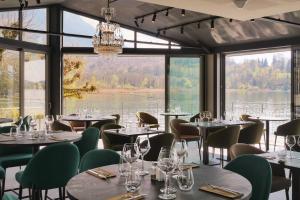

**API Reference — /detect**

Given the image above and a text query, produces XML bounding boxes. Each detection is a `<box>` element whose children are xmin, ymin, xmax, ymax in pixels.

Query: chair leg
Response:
<box><xmin>1</xmin><ymin>177</ymin><xmax>5</xmax><ymax>198</ymax></box>
<box><xmin>18</xmin><ymin>185</ymin><xmax>23</xmax><ymax>199</ymax></box>
<box><xmin>197</xmin><ymin>140</ymin><xmax>201</xmax><ymax>161</ymax></box>
<box><xmin>220</xmin><ymin>148</ymin><xmax>224</xmax><ymax>168</ymax></box>
<box><xmin>29</xmin><ymin>188</ymin><xmax>32</xmax><ymax>200</ymax></box>
<box><xmin>274</xmin><ymin>135</ymin><xmax>278</xmax><ymax>151</ymax></box>
<box><xmin>212</xmin><ymin>148</ymin><xmax>215</xmax><ymax>158</ymax></box>
<box><xmin>59</xmin><ymin>187</ymin><xmax>63</xmax><ymax>200</ymax></box>
<box><xmin>44</xmin><ymin>190</ymin><xmax>48</xmax><ymax>200</ymax></box>
<box><xmin>285</xmin><ymin>188</ymin><xmax>290</xmax><ymax>200</ymax></box>
<box><xmin>63</xmin><ymin>187</ymin><xmax>66</xmax><ymax>199</ymax></box>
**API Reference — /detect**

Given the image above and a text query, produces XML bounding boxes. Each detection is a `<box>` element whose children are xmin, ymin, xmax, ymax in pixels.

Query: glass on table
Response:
<box><xmin>136</xmin><ymin>136</ymin><xmax>151</xmax><ymax>175</ymax></box>
<box><xmin>118</xmin><ymin>155</ymin><xmax>130</xmax><ymax>177</ymax></box>
<box><xmin>171</xmin><ymin>139</ymin><xmax>188</xmax><ymax>168</ymax></box>
<box><xmin>45</xmin><ymin>115</ymin><xmax>54</xmax><ymax>132</ymax></box>
<box><xmin>10</xmin><ymin>127</ymin><xmax>19</xmax><ymax>137</ymax></box>
<box><xmin>157</xmin><ymin>147</ymin><xmax>177</xmax><ymax>200</ymax></box>
<box><xmin>125</xmin><ymin>170</ymin><xmax>142</xmax><ymax>193</ymax></box>
<box><xmin>177</xmin><ymin>167</ymin><xmax>194</xmax><ymax>191</ymax></box>
<box><xmin>122</xmin><ymin>143</ymin><xmax>140</xmax><ymax>174</ymax></box>
<box><xmin>286</xmin><ymin>135</ymin><xmax>296</xmax><ymax>158</ymax></box>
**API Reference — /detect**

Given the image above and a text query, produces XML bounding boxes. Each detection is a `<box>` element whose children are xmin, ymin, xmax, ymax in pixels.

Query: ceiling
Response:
<box><xmin>137</xmin><ymin>0</ymin><xmax>300</xmax><ymax>21</ymax></box>
<box><xmin>1</xmin><ymin>0</ymin><xmax>300</xmax><ymax>52</ymax></box>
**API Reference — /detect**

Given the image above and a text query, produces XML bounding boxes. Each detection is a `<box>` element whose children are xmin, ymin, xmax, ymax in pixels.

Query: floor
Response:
<box><xmin>3</xmin><ymin>139</ymin><xmax>290</xmax><ymax>200</ymax></box>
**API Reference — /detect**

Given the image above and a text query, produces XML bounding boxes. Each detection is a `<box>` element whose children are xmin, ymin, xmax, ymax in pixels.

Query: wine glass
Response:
<box><xmin>157</xmin><ymin>147</ymin><xmax>177</xmax><ymax>200</ymax></box>
<box><xmin>122</xmin><ymin>143</ymin><xmax>140</xmax><ymax>174</ymax></box>
<box><xmin>171</xmin><ymin>139</ymin><xmax>188</xmax><ymax>175</ymax></box>
<box><xmin>286</xmin><ymin>135</ymin><xmax>296</xmax><ymax>158</ymax></box>
<box><xmin>136</xmin><ymin>136</ymin><xmax>151</xmax><ymax>175</ymax></box>
<box><xmin>45</xmin><ymin>115</ymin><xmax>54</xmax><ymax>132</ymax></box>
<box><xmin>10</xmin><ymin>127</ymin><xmax>18</xmax><ymax>137</ymax></box>
<box><xmin>17</xmin><ymin>116</ymin><xmax>23</xmax><ymax>128</ymax></box>
<box><xmin>177</xmin><ymin>167</ymin><xmax>194</xmax><ymax>191</ymax></box>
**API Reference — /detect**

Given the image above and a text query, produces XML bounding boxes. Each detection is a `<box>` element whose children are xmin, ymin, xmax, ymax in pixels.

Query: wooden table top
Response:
<box><xmin>0</xmin><ymin>131</ymin><xmax>81</xmax><ymax>147</ymax></box>
<box><xmin>106</xmin><ymin>128</ymin><xmax>164</xmax><ymax>137</ymax></box>
<box><xmin>259</xmin><ymin>151</ymin><xmax>300</xmax><ymax>170</ymax></box>
<box><xmin>61</xmin><ymin>115</ymin><xmax>116</xmax><ymax>122</ymax></box>
<box><xmin>66</xmin><ymin>163</ymin><xmax>252</xmax><ymax>200</ymax></box>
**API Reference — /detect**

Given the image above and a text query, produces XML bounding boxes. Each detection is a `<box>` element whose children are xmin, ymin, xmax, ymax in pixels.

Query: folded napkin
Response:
<box><xmin>87</xmin><ymin>168</ymin><xmax>116</xmax><ymax>179</ymax></box>
<box><xmin>106</xmin><ymin>193</ymin><xmax>145</xmax><ymax>200</ymax></box>
<box><xmin>199</xmin><ymin>184</ymin><xmax>243</xmax><ymax>199</ymax></box>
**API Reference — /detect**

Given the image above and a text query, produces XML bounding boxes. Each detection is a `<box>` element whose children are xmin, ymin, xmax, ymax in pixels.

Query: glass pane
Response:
<box><xmin>24</xmin><ymin>52</ymin><xmax>45</xmax><ymax>118</ymax></box>
<box><xmin>63</xmin><ymin>54</ymin><xmax>165</xmax><ymax>127</ymax></box>
<box><xmin>137</xmin><ymin>43</ymin><xmax>168</xmax><ymax>49</ymax></box>
<box><xmin>22</xmin><ymin>8</ymin><xmax>47</xmax><ymax>44</ymax></box>
<box><xmin>63</xmin><ymin>11</ymin><xmax>97</xmax><ymax>35</ymax></box>
<box><xmin>0</xmin><ymin>11</ymin><xmax>19</xmax><ymax>40</ymax></box>
<box><xmin>124</xmin><ymin>42</ymin><xmax>134</xmax><ymax>48</ymax></box>
<box><xmin>63</xmin><ymin>36</ymin><xmax>93</xmax><ymax>47</ymax></box>
<box><xmin>137</xmin><ymin>32</ymin><xmax>168</xmax><ymax>44</ymax></box>
<box><xmin>121</xmin><ymin>28</ymin><xmax>134</xmax><ymax>41</ymax></box>
<box><xmin>294</xmin><ymin>49</ymin><xmax>300</xmax><ymax>118</ymax></box>
<box><xmin>169</xmin><ymin>57</ymin><xmax>201</xmax><ymax>118</ymax></box>
<box><xmin>0</xmin><ymin>49</ymin><xmax>20</xmax><ymax>119</ymax></box>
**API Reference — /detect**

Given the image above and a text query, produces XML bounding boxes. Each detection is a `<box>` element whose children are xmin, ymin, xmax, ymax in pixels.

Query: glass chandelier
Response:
<box><xmin>93</xmin><ymin>0</ymin><xmax>124</xmax><ymax>56</ymax></box>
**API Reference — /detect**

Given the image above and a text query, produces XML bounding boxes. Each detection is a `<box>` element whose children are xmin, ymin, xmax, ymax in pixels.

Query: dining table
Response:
<box><xmin>187</xmin><ymin>120</ymin><xmax>254</xmax><ymax>165</ymax></box>
<box><xmin>105</xmin><ymin>127</ymin><xmax>164</xmax><ymax>142</ymax></box>
<box><xmin>0</xmin><ymin>118</ymin><xmax>13</xmax><ymax>124</ymax></box>
<box><xmin>61</xmin><ymin>115</ymin><xmax>116</xmax><ymax>129</ymax></box>
<box><xmin>258</xmin><ymin>151</ymin><xmax>300</xmax><ymax>200</ymax></box>
<box><xmin>249</xmin><ymin>116</ymin><xmax>289</xmax><ymax>151</ymax></box>
<box><xmin>160</xmin><ymin>112</ymin><xmax>191</xmax><ymax>119</ymax></box>
<box><xmin>0</xmin><ymin>131</ymin><xmax>82</xmax><ymax>154</ymax></box>
<box><xmin>66</xmin><ymin>162</ymin><xmax>252</xmax><ymax>200</ymax></box>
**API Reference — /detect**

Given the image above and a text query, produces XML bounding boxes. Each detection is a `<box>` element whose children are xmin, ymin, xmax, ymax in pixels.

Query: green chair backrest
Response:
<box><xmin>0</xmin><ymin>126</ymin><xmax>32</xmax><ymax>156</ymax></box>
<box><xmin>20</xmin><ymin>143</ymin><xmax>79</xmax><ymax>190</ymax></box>
<box><xmin>74</xmin><ymin>127</ymin><xmax>100</xmax><ymax>159</ymax></box>
<box><xmin>2</xmin><ymin>193</ymin><xmax>19</xmax><ymax>200</ymax></box>
<box><xmin>79</xmin><ymin>149</ymin><xmax>120</xmax><ymax>172</ymax></box>
<box><xmin>225</xmin><ymin>155</ymin><xmax>272</xmax><ymax>200</ymax></box>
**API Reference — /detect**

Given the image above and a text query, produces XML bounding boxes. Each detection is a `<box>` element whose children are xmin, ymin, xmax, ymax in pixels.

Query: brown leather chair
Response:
<box><xmin>169</xmin><ymin>118</ymin><xmax>201</xmax><ymax>161</ymax></box>
<box><xmin>238</xmin><ymin>120</ymin><xmax>264</xmax><ymax>149</ymax></box>
<box><xmin>230</xmin><ymin>143</ymin><xmax>291</xmax><ymax>200</ymax></box>
<box><xmin>143</xmin><ymin>133</ymin><xmax>174</xmax><ymax>161</ymax></box>
<box><xmin>136</xmin><ymin>112</ymin><xmax>159</xmax><ymax>129</ymax></box>
<box><xmin>69</xmin><ymin>121</ymin><xmax>85</xmax><ymax>132</ymax></box>
<box><xmin>100</xmin><ymin>123</ymin><xmax>131</xmax><ymax>151</ymax></box>
<box><xmin>206</xmin><ymin>125</ymin><xmax>240</xmax><ymax>167</ymax></box>
<box><xmin>51</xmin><ymin>120</ymin><xmax>73</xmax><ymax>132</ymax></box>
<box><xmin>274</xmin><ymin>119</ymin><xmax>300</xmax><ymax>151</ymax></box>
<box><xmin>189</xmin><ymin>113</ymin><xmax>200</xmax><ymax>122</ymax></box>
<box><xmin>111</xmin><ymin>114</ymin><xmax>121</xmax><ymax>125</ymax></box>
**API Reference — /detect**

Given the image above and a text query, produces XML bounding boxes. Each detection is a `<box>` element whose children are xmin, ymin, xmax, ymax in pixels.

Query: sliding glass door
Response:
<box><xmin>168</xmin><ymin>56</ymin><xmax>203</xmax><ymax>119</ymax></box>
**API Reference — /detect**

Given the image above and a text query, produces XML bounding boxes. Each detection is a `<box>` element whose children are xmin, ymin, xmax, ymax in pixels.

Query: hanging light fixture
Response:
<box><xmin>93</xmin><ymin>0</ymin><xmax>124</xmax><ymax>56</ymax></box>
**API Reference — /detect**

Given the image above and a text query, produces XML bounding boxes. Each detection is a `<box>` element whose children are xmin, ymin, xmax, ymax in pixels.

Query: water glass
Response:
<box><xmin>125</xmin><ymin>171</ymin><xmax>142</xmax><ymax>193</ymax></box>
<box><xmin>118</xmin><ymin>156</ymin><xmax>130</xmax><ymax>177</ymax></box>
<box><xmin>45</xmin><ymin>115</ymin><xmax>54</xmax><ymax>132</ymax></box>
<box><xmin>10</xmin><ymin>127</ymin><xmax>18</xmax><ymax>137</ymax></box>
<box><xmin>177</xmin><ymin>167</ymin><xmax>194</xmax><ymax>191</ymax></box>
<box><xmin>286</xmin><ymin>135</ymin><xmax>296</xmax><ymax>158</ymax></box>
<box><xmin>136</xmin><ymin>136</ymin><xmax>151</xmax><ymax>175</ymax></box>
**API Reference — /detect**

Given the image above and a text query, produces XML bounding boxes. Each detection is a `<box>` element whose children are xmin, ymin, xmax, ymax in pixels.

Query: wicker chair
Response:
<box><xmin>136</xmin><ymin>112</ymin><xmax>159</xmax><ymax>129</ymax></box>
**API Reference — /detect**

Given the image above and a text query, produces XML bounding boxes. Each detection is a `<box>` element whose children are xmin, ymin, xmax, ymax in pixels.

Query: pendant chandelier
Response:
<box><xmin>93</xmin><ymin>0</ymin><xmax>124</xmax><ymax>56</ymax></box>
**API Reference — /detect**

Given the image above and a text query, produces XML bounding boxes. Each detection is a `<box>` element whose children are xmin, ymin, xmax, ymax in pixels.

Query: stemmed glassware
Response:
<box><xmin>286</xmin><ymin>135</ymin><xmax>296</xmax><ymax>158</ymax></box>
<box><xmin>45</xmin><ymin>115</ymin><xmax>54</xmax><ymax>133</ymax></box>
<box><xmin>136</xmin><ymin>136</ymin><xmax>151</xmax><ymax>175</ymax></box>
<box><xmin>171</xmin><ymin>140</ymin><xmax>188</xmax><ymax>170</ymax></box>
<box><xmin>122</xmin><ymin>143</ymin><xmax>140</xmax><ymax>174</ymax></box>
<box><xmin>157</xmin><ymin>147</ymin><xmax>177</xmax><ymax>200</ymax></box>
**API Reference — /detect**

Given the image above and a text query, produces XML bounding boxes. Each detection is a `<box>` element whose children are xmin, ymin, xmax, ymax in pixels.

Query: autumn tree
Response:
<box><xmin>63</xmin><ymin>56</ymin><xmax>96</xmax><ymax>99</ymax></box>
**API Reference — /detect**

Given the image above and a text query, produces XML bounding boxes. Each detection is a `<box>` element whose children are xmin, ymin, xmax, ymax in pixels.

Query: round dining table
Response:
<box><xmin>66</xmin><ymin>163</ymin><xmax>252</xmax><ymax>200</ymax></box>
<box><xmin>0</xmin><ymin>131</ymin><xmax>82</xmax><ymax>154</ymax></box>
<box><xmin>61</xmin><ymin>115</ymin><xmax>116</xmax><ymax>129</ymax></box>
<box><xmin>160</xmin><ymin>112</ymin><xmax>191</xmax><ymax>119</ymax></box>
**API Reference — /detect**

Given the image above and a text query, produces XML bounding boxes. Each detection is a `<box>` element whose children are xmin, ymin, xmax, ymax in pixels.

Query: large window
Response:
<box><xmin>63</xmin><ymin>54</ymin><xmax>165</xmax><ymax>125</ymax></box>
<box><xmin>0</xmin><ymin>49</ymin><xmax>20</xmax><ymax>119</ymax></box>
<box><xmin>24</xmin><ymin>52</ymin><xmax>46</xmax><ymax>116</ymax></box>
<box><xmin>0</xmin><ymin>11</ymin><xmax>19</xmax><ymax>40</ymax></box>
<box><xmin>169</xmin><ymin>57</ymin><xmax>202</xmax><ymax>117</ymax></box>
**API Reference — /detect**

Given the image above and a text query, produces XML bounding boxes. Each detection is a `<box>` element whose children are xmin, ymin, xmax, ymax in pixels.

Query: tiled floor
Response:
<box><xmin>2</xmin><ymin>139</ymin><xmax>290</xmax><ymax>199</ymax></box>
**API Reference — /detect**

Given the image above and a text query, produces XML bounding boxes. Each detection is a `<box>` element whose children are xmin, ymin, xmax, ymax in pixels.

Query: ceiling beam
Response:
<box><xmin>261</xmin><ymin>17</ymin><xmax>300</xmax><ymax>29</ymax></box>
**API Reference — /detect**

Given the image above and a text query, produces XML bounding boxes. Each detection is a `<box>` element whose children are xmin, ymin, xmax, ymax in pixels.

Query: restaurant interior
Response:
<box><xmin>1</xmin><ymin>0</ymin><xmax>300</xmax><ymax>199</ymax></box>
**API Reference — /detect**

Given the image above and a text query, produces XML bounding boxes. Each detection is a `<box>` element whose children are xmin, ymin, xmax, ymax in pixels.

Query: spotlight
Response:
<box><xmin>250</xmin><ymin>19</ymin><xmax>255</xmax><ymax>22</ymax></box>
<box><xmin>165</xmin><ymin>9</ymin><xmax>169</xmax><ymax>16</ymax></box>
<box><xmin>181</xmin><ymin>9</ymin><xmax>185</xmax><ymax>16</ymax></box>
<box><xmin>229</xmin><ymin>18</ymin><xmax>233</xmax><ymax>23</ymax></box>
<box><xmin>152</xmin><ymin>13</ymin><xmax>157</xmax><ymax>23</ymax></box>
<box><xmin>211</xmin><ymin>19</ymin><xmax>215</xmax><ymax>29</ymax></box>
<box><xmin>180</xmin><ymin>26</ymin><xmax>184</xmax><ymax>34</ymax></box>
<box><xmin>134</xmin><ymin>20</ymin><xmax>139</xmax><ymax>27</ymax></box>
<box><xmin>141</xmin><ymin>18</ymin><xmax>144</xmax><ymax>23</ymax></box>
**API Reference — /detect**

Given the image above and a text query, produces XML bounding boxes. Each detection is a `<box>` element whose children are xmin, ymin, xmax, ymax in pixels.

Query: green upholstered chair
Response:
<box><xmin>229</xmin><ymin>143</ymin><xmax>291</xmax><ymax>200</ymax></box>
<box><xmin>225</xmin><ymin>155</ymin><xmax>272</xmax><ymax>200</ymax></box>
<box><xmin>206</xmin><ymin>125</ymin><xmax>240</xmax><ymax>167</ymax></box>
<box><xmin>189</xmin><ymin>113</ymin><xmax>200</xmax><ymax>122</ymax></box>
<box><xmin>74</xmin><ymin>127</ymin><xmax>100</xmax><ymax>159</ymax></box>
<box><xmin>0</xmin><ymin>167</ymin><xmax>5</xmax><ymax>198</ymax></box>
<box><xmin>51</xmin><ymin>120</ymin><xmax>73</xmax><ymax>132</ymax></box>
<box><xmin>101</xmin><ymin>123</ymin><xmax>131</xmax><ymax>151</ymax></box>
<box><xmin>238</xmin><ymin>120</ymin><xmax>264</xmax><ymax>149</ymax></box>
<box><xmin>274</xmin><ymin>119</ymin><xmax>300</xmax><ymax>151</ymax></box>
<box><xmin>2</xmin><ymin>193</ymin><xmax>19</xmax><ymax>200</ymax></box>
<box><xmin>15</xmin><ymin>143</ymin><xmax>79</xmax><ymax>199</ymax></box>
<box><xmin>0</xmin><ymin>126</ymin><xmax>33</xmax><ymax>196</ymax></box>
<box><xmin>143</xmin><ymin>133</ymin><xmax>174</xmax><ymax>161</ymax></box>
<box><xmin>79</xmin><ymin>149</ymin><xmax>120</xmax><ymax>172</ymax></box>
<box><xmin>136</xmin><ymin>112</ymin><xmax>159</xmax><ymax>129</ymax></box>
<box><xmin>170</xmin><ymin>118</ymin><xmax>202</xmax><ymax>161</ymax></box>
